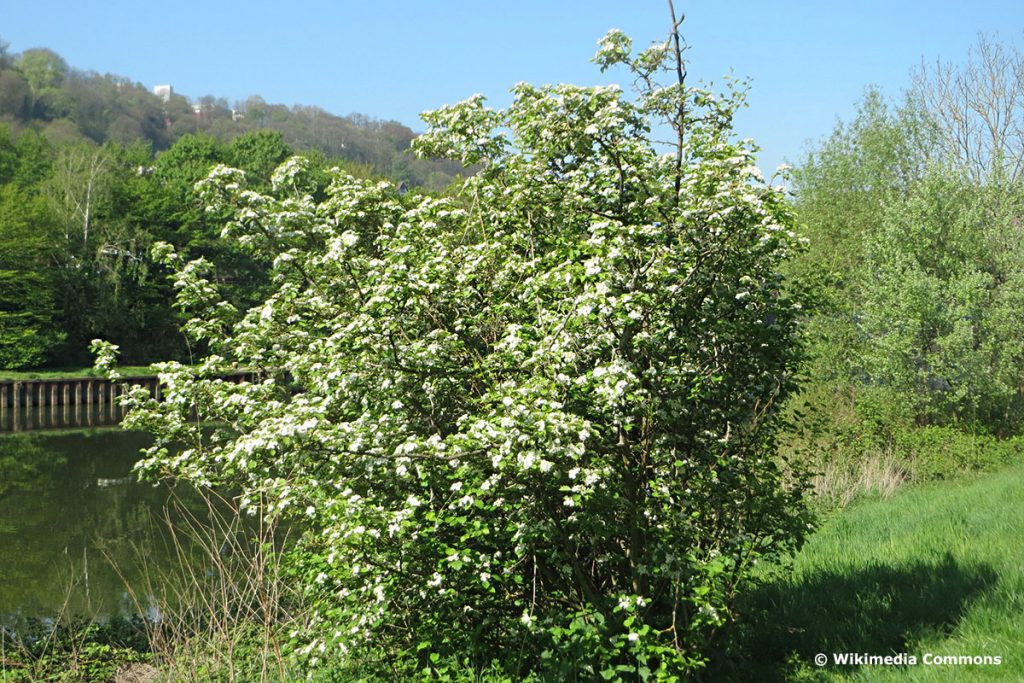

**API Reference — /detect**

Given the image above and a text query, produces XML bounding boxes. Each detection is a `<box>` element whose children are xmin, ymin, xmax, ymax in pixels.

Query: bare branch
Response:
<box><xmin>667</xmin><ymin>0</ymin><xmax>688</xmax><ymax>200</ymax></box>
<box><xmin>914</xmin><ymin>33</ymin><xmax>1024</xmax><ymax>183</ymax></box>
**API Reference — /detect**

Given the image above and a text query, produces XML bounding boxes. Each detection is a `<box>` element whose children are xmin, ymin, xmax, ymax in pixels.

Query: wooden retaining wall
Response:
<box><xmin>0</xmin><ymin>370</ymin><xmax>259</xmax><ymax>432</ymax></box>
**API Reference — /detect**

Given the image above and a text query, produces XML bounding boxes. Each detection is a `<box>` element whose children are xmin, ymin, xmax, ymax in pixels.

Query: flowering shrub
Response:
<box><xmin>107</xmin><ymin>26</ymin><xmax>811</xmax><ymax>680</ymax></box>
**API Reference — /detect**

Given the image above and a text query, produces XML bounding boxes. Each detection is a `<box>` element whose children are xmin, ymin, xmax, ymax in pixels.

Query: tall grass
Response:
<box><xmin>114</xmin><ymin>488</ymin><xmax>304</xmax><ymax>683</ymax></box>
<box><xmin>783</xmin><ymin>419</ymin><xmax>1024</xmax><ymax>507</ymax></box>
<box><xmin>810</xmin><ymin>450</ymin><xmax>908</xmax><ymax>507</ymax></box>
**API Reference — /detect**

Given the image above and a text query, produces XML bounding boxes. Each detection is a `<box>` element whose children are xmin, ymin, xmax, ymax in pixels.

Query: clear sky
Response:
<box><xmin>3</xmin><ymin>1</ymin><xmax>1023</xmax><ymax>173</ymax></box>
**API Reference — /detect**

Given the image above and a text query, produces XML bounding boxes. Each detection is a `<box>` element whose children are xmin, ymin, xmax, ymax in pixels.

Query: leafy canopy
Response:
<box><xmin>790</xmin><ymin>37</ymin><xmax>1024</xmax><ymax>444</ymax></box>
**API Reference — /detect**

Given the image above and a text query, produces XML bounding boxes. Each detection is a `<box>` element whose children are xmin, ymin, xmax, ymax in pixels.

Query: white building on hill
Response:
<box><xmin>153</xmin><ymin>84</ymin><xmax>173</xmax><ymax>103</ymax></box>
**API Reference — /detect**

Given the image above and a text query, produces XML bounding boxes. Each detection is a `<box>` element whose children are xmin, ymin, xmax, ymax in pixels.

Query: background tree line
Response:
<box><xmin>0</xmin><ymin>124</ymin><xmax>455</xmax><ymax>369</ymax></box>
<box><xmin>6</xmin><ymin>25</ymin><xmax>1024</xmax><ymax>493</ymax></box>
<box><xmin>0</xmin><ymin>39</ymin><xmax>464</xmax><ymax>370</ymax></box>
<box><xmin>788</xmin><ymin>33</ymin><xmax>1024</xmax><ymax>491</ymax></box>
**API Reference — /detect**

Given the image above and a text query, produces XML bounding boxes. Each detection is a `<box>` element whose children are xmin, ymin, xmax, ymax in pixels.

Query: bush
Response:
<box><xmin>894</xmin><ymin>426</ymin><xmax>1024</xmax><ymax>480</ymax></box>
<box><xmin>106</xmin><ymin>23</ymin><xmax>812</xmax><ymax>680</ymax></box>
<box><xmin>0</xmin><ymin>616</ymin><xmax>152</xmax><ymax>682</ymax></box>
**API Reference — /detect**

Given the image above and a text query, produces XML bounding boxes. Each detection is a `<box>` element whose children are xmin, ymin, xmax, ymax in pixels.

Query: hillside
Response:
<box><xmin>0</xmin><ymin>39</ymin><xmax>461</xmax><ymax>190</ymax></box>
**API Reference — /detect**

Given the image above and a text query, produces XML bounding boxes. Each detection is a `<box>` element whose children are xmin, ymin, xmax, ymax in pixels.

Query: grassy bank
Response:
<box><xmin>0</xmin><ymin>366</ymin><xmax>159</xmax><ymax>381</ymax></box>
<box><xmin>720</xmin><ymin>463</ymin><xmax>1024</xmax><ymax>681</ymax></box>
<box><xmin>0</xmin><ymin>617</ymin><xmax>155</xmax><ymax>682</ymax></box>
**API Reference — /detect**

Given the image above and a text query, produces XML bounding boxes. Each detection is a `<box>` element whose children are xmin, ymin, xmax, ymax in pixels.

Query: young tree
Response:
<box><xmin>46</xmin><ymin>141</ymin><xmax>112</xmax><ymax>252</ymax></box>
<box><xmin>15</xmin><ymin>48</ymin><xmax>69</xmax><ymax>119</ymax></box>
<box><xmin>859</xmin><ymin>170</ymin><xmax>1024</xmax><ymax>434</ymax></box>
<box><xmin>786</xmin><ymin>90</ymin><xmax>936</xmax><ymax>438</ymax></box>
<box><xmin>109</xmin><ymin>18</ymin><xmax>810</xmax><ymax>679</ymax></box>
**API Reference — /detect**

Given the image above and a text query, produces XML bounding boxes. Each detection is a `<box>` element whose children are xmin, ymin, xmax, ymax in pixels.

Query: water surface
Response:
<box><xmin>0</xmin><ymin>428</ymin><xmax>203</xmax><ymax>630</ymax></box>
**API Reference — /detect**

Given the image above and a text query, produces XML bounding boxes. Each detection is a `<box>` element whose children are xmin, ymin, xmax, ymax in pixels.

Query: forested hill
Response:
<box><xmin>0</xmin><ymin>41</ymin><xmax>461</xmax><ymax>189</ymax></box>
<box><xmin>0</xmin><ymin>39</ymin><xmax>465</xmax><ymax>371</ymax></box>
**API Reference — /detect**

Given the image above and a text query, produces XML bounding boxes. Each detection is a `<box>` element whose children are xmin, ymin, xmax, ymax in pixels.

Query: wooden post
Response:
<box><xmin>12</xmin><ymin>382</ymin><xmax>20</xmax><ymax>432</ymax></box>
<box><xmin>109</xmin><ymin>382</ymin><xmax>115</xmax><ymax>421</ymax></box>
<box><xmin>86</xmin><ymin>380</ymin><xmax>94</xmax><ymax>405</ymax></box>
<box><xmin>63</xmin><ymin>384</ymin><xmax>70</xmax><ymax>424</ymax></box>
<box><xmin>1</xmin><ymin>384</ymin><xmax>7</xmax><ymax>431</ymax></box>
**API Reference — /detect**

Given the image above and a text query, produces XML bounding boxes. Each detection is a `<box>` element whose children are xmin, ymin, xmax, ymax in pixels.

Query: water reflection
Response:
<box><xmin>0</xmin><ymin>403</ymin><xmax>126</xmax><ymax>432</ymax></box>
<box><xmin>0</xmin><ymin>429</ymin><xmax>206</xmax><ymax>630</ymax></box>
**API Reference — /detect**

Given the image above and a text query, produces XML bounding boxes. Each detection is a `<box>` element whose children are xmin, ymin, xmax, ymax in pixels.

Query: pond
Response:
<box><xmin>0</xmin><ymin>427</ymin><xmax>211</xmax><ymax>632</ymax></box>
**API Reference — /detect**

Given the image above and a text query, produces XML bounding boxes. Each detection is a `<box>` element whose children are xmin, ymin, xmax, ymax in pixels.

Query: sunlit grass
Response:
<box><xmin>718</xmin><ymin>464</ymin><xmax>1024</xmax><ymax>681</ymax></box>
<box><xmin>0</xmin><ymin>366</ymin><xmax>159</xmax><ymax>381</ymax></box>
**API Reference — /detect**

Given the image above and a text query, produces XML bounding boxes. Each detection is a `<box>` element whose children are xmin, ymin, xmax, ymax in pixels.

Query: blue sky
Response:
<box><xmin>3</xmin><ymin>1</ymin><xmax>1023</xmax><ymax>173</ymax></box>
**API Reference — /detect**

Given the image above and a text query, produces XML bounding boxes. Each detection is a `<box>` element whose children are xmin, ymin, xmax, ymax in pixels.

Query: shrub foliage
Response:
<box><xmin>106</xmin><ymin>25</ymin><xmax>811</xmax><ymax>679</ymax></box>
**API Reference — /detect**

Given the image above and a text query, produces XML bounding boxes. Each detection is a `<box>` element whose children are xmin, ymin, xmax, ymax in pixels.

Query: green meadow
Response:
<box><xmin>721</xmin><ymin>464</ymin><xmax>1024</xmax><ymax>682</ymax></box>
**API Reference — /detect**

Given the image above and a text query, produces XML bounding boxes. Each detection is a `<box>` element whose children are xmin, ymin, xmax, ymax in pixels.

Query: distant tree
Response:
<box><xmin>164</xmin><ymin>93</ymin><xmax>199</xmax><ymax>139</ymax></box>
<box><xmin>858</xmin><ymin>171</ymin><xmax>1024</xmax><ymax>431</ymax></box>
<box><xmin>46</xmin><ymin>141</ymin><xmax>113</xmax><ymax>252</ymax></box>
<box><xmin>154</xmin><ymin>133</ymin><xmax>225</xmax><ymax>187</ymax></box>
<box><xmin>0</xmin><ymin>69</ymin><xmax>30</xmax><ymax>119</ymax></box>
<box><xmin>16</xmin><ymin>48</ymin><xmax>68</xmax><ymax>94</ymax></box>
<box><xmin>788</xmin><ymin>91</ymin><xmax>934</xmax><ymax>394</ymax></box>
<box><xmin>64</xmin><ymin>72</ymin><xmax>117</xmax><ymax>141</ymax></box>
<box><xmin>32</xmin><ymin>140</ymin><xmax>177</xmax><ymax>364</ymax></box>
<box><xmin>115</xmin><ymin>81</ymin><xmax>168</xmax><ymax>145</ymax></box>
<box><xmin>913</xmin><ymin>34</ymin><xmax>1024</xmax><ymax>183</ymax></box>
<box><xmin>194</xmin><ymin>95</ymin><xmax>232</xmax><ymax>133</ymax></box>
<box><xmin>240</xmin><ymin>95</ymin><xmax>269</xmax><ymax>128</ymax></box>
<box><xmin>379</xmin><ymin>121</ymin><xmax>415</xmax><ymax>149</ymax></box>
<box><xmin>0</xmin><ymin>185</ymin><xmax>63</xmax><ymax>368</ymax></box>
<box><xmin>12</xmin><ymin>129</ymin><xmax>52</xmax><ymax>188</ymax></box>
<box><xmin>0</xmin><ymin>37</ymin><xmax>13</xmax><ymax>70</ymax></box>
<box><xmin>44</xmin><ymin>142</ymin><xmax>116</xmax><ymax>357</ymax></box>
<box><xmin>228</xmin><ymin>129</ymin><xmax>291</xmax><ymax>182</ymax></box>
<box><xmin>16</xmin><ymin>48</ymin><xmax>68</xmax><ymax>117</ymax></box>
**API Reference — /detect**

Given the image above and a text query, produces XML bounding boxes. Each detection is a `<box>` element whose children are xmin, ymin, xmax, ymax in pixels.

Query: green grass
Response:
<box><xmin>0</xmin><ymin>365</ymin><xmax>159</xmax><ymax>381</ymax></box>
<box><xmin>716</xmin><ymin>464</ymin><xmax>1024</xmax><ymax>681</ymax></box>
